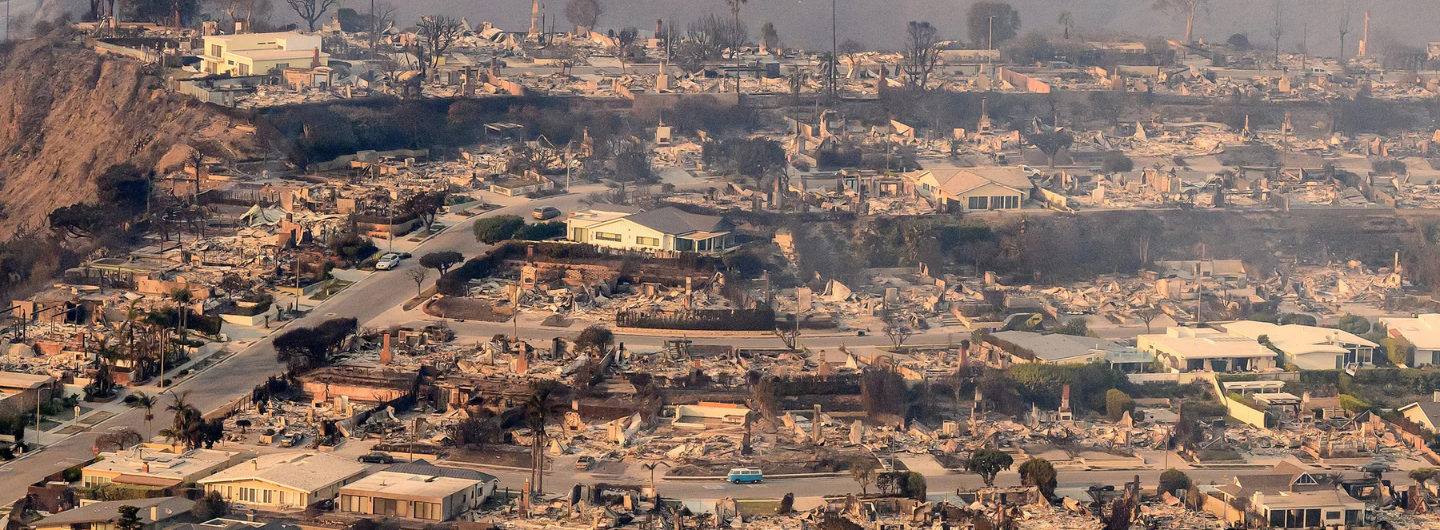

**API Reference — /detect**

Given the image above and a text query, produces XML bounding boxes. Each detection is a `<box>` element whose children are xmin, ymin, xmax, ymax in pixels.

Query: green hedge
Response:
<box><xmin>80</xmin><ymin>483</ymin><xmax>166</xmax><ymax>501</ymax></box>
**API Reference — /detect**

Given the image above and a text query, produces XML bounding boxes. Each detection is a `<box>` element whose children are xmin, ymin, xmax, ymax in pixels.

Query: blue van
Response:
<box><xmin>726</xmin><ymin>467</ymin><xmax>763</xmax><ymax>484</ymax></box>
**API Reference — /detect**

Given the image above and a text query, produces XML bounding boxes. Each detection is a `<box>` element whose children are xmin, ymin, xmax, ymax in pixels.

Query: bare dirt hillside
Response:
<box><xmin>0</xmin><ymin>32</ymin><xmax>252</xmax><ymax>241</ymax></box>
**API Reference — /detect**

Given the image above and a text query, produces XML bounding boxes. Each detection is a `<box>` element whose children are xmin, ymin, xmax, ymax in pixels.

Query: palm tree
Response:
<box><xmin>166</xmin><ymin>391</ymin><xmax>204</xmax><ymax>450</ymax></box>
<box><xmin>146</xmin><ymin>309</ymin><xmax>175</xmax><ymax>386</ymax></box>
<box><xmin>86</xmin><ymin>337</ymin><xmax>122</xmax><ymax>400</ymax></box>
<box><xmin>170</xmin><ymin>287</ymin><xmax>192</xmax><ymax>341</ymax></box>
<box><xmin>724</xmin><ymin>0</ymin><xmax>747</xmax><ymax>60</ymax></box>
<box><xmin>1058</xmin><ymin>11</ymin><xmax>1075</xmax><ymax>40</ymax></box>
<box><xmin>122</xmin><ymin>300</ymin><xmax>143</xmax><ymax>374</ymax></box>
<box><xmin>642</xmin><ymin>461</ymin><xmax>670</xmax><ymax>487</ymax></box>
<box><xmin>157</xmin><ymin>428</ymin><xmax>181</xmax><ymax>452</ymax></box>
<box><xmin>526</xmin><ymin>384</ymin><xmax>555</xmax><ymax>495</ymax></box>
<box><xmin>127</xmin><ymin>391</ymin><xmax>158</xmax><ymax>440</ymax></box>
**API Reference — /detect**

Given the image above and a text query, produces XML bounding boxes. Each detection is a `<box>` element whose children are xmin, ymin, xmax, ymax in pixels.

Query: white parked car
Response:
<box><xmin>375</xmin><ymin>253</ymin><xmax>402</xmax><ymax>270</ymax></box>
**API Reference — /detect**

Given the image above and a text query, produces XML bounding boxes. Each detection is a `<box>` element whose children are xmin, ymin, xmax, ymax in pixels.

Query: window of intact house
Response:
<box><xmin>594</xmin><ymin>232</ymin><xmax>621</xmax><ymax>242</ymax></box>
<box><xmin>376</xmin><ymin>498</ymin><xmax>398</xmax><ymax>516</ymax></box>
<box><xmin>414</xmin><ymin>501</ymin><xmax>441</xmax><ymax>520</ymax></box>
<box><xmin>636</xmin><ymin>236</ymin><xmax>659</xmax><ymax>246</ymax></box>
<box><xmin>968</xmin><ymin>196</ymin><xmax>988</xmax><ymax>210</ymax></box>
<box><xmin>1325</xmin><ymin>511</ymin><xmax>1341</xmax><ymax>520</ymax></box>
<box><xmin>1005</xmin><ymin>195</ymin><xmax>1020</xmax><ymax>208</ymax></box>
<box><xmin>210</xmin><ymin>44</ymin><xmax>223</xmax><ymax>57</ymax></box>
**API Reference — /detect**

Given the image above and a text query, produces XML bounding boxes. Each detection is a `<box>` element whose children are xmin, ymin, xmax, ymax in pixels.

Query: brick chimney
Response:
<box><xmin>380</xmin><ymin>333</ymin><xmax>392</xmax><ymax>365</ymax></box>
<box><xmin>310</xmin><ymin>47</ymin><xmax>320</xmax><ymax>69</ymax></box>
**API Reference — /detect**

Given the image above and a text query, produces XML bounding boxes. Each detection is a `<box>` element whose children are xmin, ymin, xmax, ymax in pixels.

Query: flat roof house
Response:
<box><xmin>1220</xmin><ymin>321</ymin><xmax>1377</xmax><ymax>370</ymax></box>
<box><xmin>906</xmin><ymin>167</ymin><xmax>1032</xmax><ymax>212</ymax></box>
<box><xmin>1137</xmin><ymin>326</ymin><xmax>1277</xmax><ymax>373</ymax></box>
<box><xmin>82</xmin><ymin>444</ymin><xmax>244</xmax><ymax>489</ymax></box>
<box><xmin>567</xmin><ymin>206</ymin><xmax>733</xmax><ymax>255</ymax></box>
<box><xmin>338</xmin><ymin>461</ymin><xmax>498</xmax><ymax>521</ymax></box>
<box><xmin>1379</xmin><ymin>314</ymin><xmax>1440</xmax><ymax>366</ymax></box>
<box><xmin>33</xmin><ymin>497</ymin><xmax>193</xmax><ymax>530</ymax></box>
<box><xmin>201</xmin><ymin>32</ymin><xmax>328</xmax><ymax>77</ymax></box>
<box><xmin>199</xmin><ymin>452</ymin><xmax>369</xmax><ymax>510</ymax></box>
<box><xmin>0</xmin><ymin>371</ymin><xmax>58</xmax><ymax>416</ymax></box>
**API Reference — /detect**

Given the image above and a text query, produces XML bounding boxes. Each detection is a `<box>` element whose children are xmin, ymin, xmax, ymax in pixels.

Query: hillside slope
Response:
<box><xmin>0</xmin><ymin>32</ymin><xmax>251</xmax><ymax>240</ymax></box>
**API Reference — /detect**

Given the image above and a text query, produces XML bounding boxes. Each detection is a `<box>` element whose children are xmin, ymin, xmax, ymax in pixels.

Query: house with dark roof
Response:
<box><xmin>338</xmin><ymin>460</ymin><xmax>498</xmax><ymax>521</ymax></box>
<box><xmin>1398</xmin><ymin>393</ymin><xmax>1440</xmax><ymax>433</ymax></box>
<box><xmin>33</xmin><ymin>496</ymin><xmax>194</xmax><ymax>530</ymax></box>
<box><xmin>1212</xmin><ymin>460</ymin><xmax>1368</xmax><ymax>529</ymax></box>
<box><xmin>566</xmin><ymin>205</ymin><xmax>733</xmax><ymax>254</ymax></box>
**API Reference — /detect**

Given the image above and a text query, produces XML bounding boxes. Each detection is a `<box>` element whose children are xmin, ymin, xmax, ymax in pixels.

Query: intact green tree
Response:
<box><xmin>116</xmin><ymin>506</ymin><xmax>143</xmax><ymax>530</ymax></box>
<box><xmin>967</xmin><ymin>448</ymin><xmax>1014</xmax><ymax>486</ymax></box>
<box><xmin>1026</xmin><ymin>130</ymin><xmax>1074</xmax><ymax>168</ymax></box>
<box><xmin>1105</xmin><ymin>389</ymin><xmax>1135</xmax><ymax>421</ymax></box>
<box><xmin>1337</xmin><ymin>314</ymin><xmax>1371</xmax><ymax>335</ymax></box>
<box><xmin>1158</xmin><ymin>468</ymin><xmax>1192</xmax><ymax>495</ymax></box>
<box><xmin>419</xmin><ymin>251</ymin><xmax>464</xmax><ymax>275</ymax></box>
<box><xmin>1018</xmin><ymin>457</ymin><xmax>1057</xmax><ymax>499</ymax></box>
<box><xmin>1410</xmin><ymin>468</ymin><xmax>1437</xmax><ymax>489</ymax></box>
<box><xmin>472</xmin><ymin>215</ymin><xmax>525</xmax><ymax>244</ymax></box>
<box><xmin>1382</xmin><ymin>336</ymin><xmax>1414</xmax><ymax>366</ymax></box>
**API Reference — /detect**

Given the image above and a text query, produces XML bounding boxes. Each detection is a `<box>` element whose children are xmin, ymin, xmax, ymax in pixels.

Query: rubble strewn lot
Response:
<box><xmin>14</xmin><ymin>11</ymin><xmax>1440</xmax><ymax>530</ymax></box>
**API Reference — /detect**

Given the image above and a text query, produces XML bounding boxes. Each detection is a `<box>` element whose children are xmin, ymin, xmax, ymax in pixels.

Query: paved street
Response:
<box><xmin>0</xmin><ymin>186</ymin><xmax>1259</xmax><ymax>508</ymax></box>
<box><xmin>0</xmin><ymin>190</ymin><xmax>596</xmax><ymax>505</ymax></box>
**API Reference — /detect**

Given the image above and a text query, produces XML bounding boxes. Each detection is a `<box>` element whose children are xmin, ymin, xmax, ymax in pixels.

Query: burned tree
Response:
<box><xmin>1152</xmin><ymin>0</ymin><xmax>1209</xmax><ymax>44</ymax></box>
<box><xmin>883</xmin><ymin>316</ymin><xmax>915</xmax><ymax>350</ymax></box>
<box><xmin>405</xmin><ymin>267</ymin><xmax>428</xmax><ymax>296</ymax></box>
<box><xmin>901</xmin><ymin>21</ymin><xmax>939</xmax><ymax>89</ymax></box>
<box><xmin>286</xmin><ymin>0</ymin><xmax>337</xmax><ymax>31</ymax></box>
<box><xmin>415</xmin><ymin>15</ymin><xmax>464</xmax><ymax>72</ymax></box>
<box><xmin>564</xmin><ymin>0</ymin><xmax>602</xmax><ymax>35</ymax></box>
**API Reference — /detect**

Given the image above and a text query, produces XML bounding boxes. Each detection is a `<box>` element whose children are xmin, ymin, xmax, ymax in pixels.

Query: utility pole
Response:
<box><xmin>830</xmin><ymin>0</ymin><xmax>837</xmax><ymax>98</ymax></box>
<box><xmin>1358</xmin><ymin>11</ymin><xmax>1369</xmax><ymax>58</ymax></box>
<box><xmin>988</xmin><ymin>16</ymin><xmax>995</xmax><ymax>53</ymax></box>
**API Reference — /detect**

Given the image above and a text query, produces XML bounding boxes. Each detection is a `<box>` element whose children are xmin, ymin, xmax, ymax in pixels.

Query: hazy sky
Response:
<box><xmin>395</xmin><ymin>0</ymin><xmax>1434</xmax><ymax>56</ymax></box>
<box><xmin>30</xmin><ymin>0</ymin><xmax>1439</xmax><ymax>57</ymax></box>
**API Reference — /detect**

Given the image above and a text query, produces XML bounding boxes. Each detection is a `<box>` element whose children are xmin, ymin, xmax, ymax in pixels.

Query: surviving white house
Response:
<box><xmin>567</xmin><ymin>206</ymin><xmax>733</xmax><ymax>254</ymax></box>
<box><xmin>201</xmin><ymin>32</ymin><xmax>328</xmax><ymax>77</ymax></box>
<box><xmin>1220</xmin><ymin>321</ymin><xmax>1377</xmax><ymax>370</ymax></box>
<box><xmin>338</xmin><ymin>461</ymin><xmax>498</xmax><ymax>521</ymax></box>
<box><xmin>1136</xmin><ymin>326</ymin><xmax>1277</xmax><ymax>373</ymax></box>
<box><xmin>905</xmin><ymin>166</ymin><xmax>1033</xmax><ymax>212</ymax></box>
<box><xmin>198</xmin><ymin>452</ymin><xmax>369</xmax><ymax>510</ymax></box>
<box><xmin>1378</xmin><ymin>314</ymin><xmax>1440</xmax><ymax>366</ymax></box>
